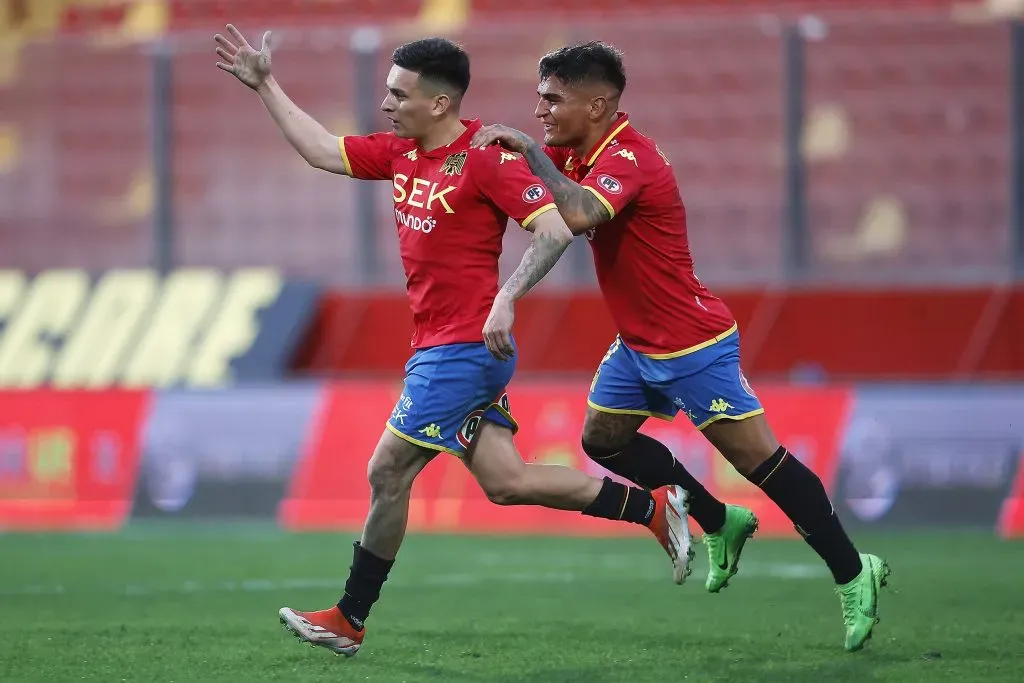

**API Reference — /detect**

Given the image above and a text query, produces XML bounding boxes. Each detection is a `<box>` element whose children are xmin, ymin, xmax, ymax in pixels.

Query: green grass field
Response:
<box><xmin>1</xmin><ymin>527</ymin><xmax>1022</xmax><ymax>682</ymax></box>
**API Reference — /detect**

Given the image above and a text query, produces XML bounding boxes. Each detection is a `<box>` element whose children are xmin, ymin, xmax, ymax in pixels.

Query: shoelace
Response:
<box><xmin>703</xmin><ymin>533</ymin><xmax>724</xmax><ymax>565</ymax></box>
<box><xmin>837</xmin><ymin>585</ymin><xmax>859</xmax><ymax>627</ymax></box>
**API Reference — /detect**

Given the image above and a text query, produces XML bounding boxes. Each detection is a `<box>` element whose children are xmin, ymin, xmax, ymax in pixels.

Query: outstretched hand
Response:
<box><xmin>214</xmin><ymin>24</ymin><xmax>273</xmax><ymax>90</ymax></box>
<box><xmin>470</xmin><ymin>124</ymin><xmax>533</xmax><ymax>155</ymax></box>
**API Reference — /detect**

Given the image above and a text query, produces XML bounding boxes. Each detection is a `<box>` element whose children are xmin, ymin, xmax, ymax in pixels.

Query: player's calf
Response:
<box><xmin>468</xmin><ymin>421</ymin><xmax>692</xmax><ymax>583</ymax></box>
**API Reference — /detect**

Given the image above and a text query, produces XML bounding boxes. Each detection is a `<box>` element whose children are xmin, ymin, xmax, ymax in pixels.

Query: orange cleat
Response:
<box><xmin>279</xmin><ymin>606</ymin><xmax>364</xmax><ymax>657</ymax></box>
<box><xmin>647</xmin><ymin>485</ymin><xmax>694</xmax><ymax>584</ymax></box>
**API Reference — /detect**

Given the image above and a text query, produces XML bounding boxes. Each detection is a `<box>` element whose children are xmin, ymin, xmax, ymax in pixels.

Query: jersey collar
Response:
<box><xmin>574</xmin><ymin>112</ymin><xmax>631</xmax><ymax>169</ymax></box>
<box><xmin>418</xmin><ymin>118</ymin><xmax>481</xmax><ymax>158</ymax></box>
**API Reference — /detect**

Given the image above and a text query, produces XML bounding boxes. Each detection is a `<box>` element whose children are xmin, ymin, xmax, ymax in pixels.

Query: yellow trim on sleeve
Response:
<box><xmin>338</xmin><ymin>136</ymin><xmax>354</xmax><ymax>176</ymax></box>
<box><xmin>520</xmin><ymin>202</ymin><xmax>557</xmax><ymax>229</ymax></box>
<box><xmin>583</xmin><ymin>185</ymin><xmax>616</xmax><ymax>219</ymax></box>
<box><xmin>586</xmin><ymin>399</ymin><xmax>674</xmax><ymax>422</ymax></box>
<box><xmin>695</xmin><ymin>408</ymin><xmax>765</xmax><ymax>431</ymax></box>
<box><xmin>586</xmin><ymin>118</ymin><xmax>631</xmax><ymax>166</ymax></box>
<box><xmin>642</xmin><ymin>323</ymin><xmax>739</xmax><ymax>360</ymax></box>
<box><xmin>385</xmin><ymin>422</ymin><xmax>461</xmax><ymax>456</ymax></box>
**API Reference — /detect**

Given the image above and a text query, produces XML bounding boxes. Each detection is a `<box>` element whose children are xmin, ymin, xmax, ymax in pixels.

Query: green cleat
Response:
<box><xmin>838</xmin><ymin>553</ymin><xmax>890</xmax><ymax>652</ymax></box>
<box><xmin>702</xmin><ymin>504</ymin><xmax>758</xmax><ymax>593</ymax></box>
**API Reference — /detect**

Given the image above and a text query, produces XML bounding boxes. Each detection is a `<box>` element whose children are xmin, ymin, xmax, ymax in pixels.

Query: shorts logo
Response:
<box><xmin>739</xmin><ymin>369</ymin><xmax>757</xmax><ymax>398</ymax></box>
<box><xmin>457</xmin><ymin>410</ymin><xmax>483</xmax><ymax>449</ymax></box>
<box><xmin>391</xmin><ymin>393</ymin><xmax>413</xmax><ymax>426</ymax></box>
<box><xmin>456</xmin><ymin>392</ymin><xmax>512</xmax><ymax>448</ymax></box>
<box><xmin>419</xmin><ymin>423</ymin><xmax>443</xmax><ymax>439</ymax></box>
<box><xmin>596</xmin><ymin>175</ymin><xmax>622</xmax><ymax>194</ymax></box>
<box><xmin>709</xmin><ymin>398</ymin><xmax>733</xmax><ymax>414</ymax></box>
<box><xmin>522</xmin><ymin>184</ymin><xmax>545</xmax><ymax>203</ymax></box>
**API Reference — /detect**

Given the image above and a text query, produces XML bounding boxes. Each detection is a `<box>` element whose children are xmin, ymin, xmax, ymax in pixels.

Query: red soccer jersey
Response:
<box><xmin>545</xmin><ymin>113</ymin><xmax>736</xmax><ymax>357</ymax></box>
<box><xmin>340</xmin><ymin>119</ymin><xmax>557</xmax><ymax>349</ymax></box>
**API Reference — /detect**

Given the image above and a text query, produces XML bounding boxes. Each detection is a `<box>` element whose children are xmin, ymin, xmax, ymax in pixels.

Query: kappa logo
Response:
<box><xmin>613</xmin><ymin>149</ymin><xmax>638</xmax><ymax>166</ymax></box>
<box><xmin>420</xmin><ymin>423</ymin><xmax>443</xmax><ymax>439</ymax></box>
<box><xmin>522</xmin><ymin>184</ymin><xmax>545</xmax><ymax>203</ymax></box>
<box><xmin>499</xmin><ymin>151</ymin><xmax>519</xmax><ymax>164</ymax></box>
<box><xmin>709</xmin><ymin>398</ymin><xmax>733</xmax><ymax>414</ymax></box>
<box><xmin>596</xmin><ymin>174</ymin><xmax>622</xmax><ymax>194</ymax></box>
<box><xmin>404</xmin><ymin>149</ymin><xmax>418</xmax><ymax>161</ymax></box>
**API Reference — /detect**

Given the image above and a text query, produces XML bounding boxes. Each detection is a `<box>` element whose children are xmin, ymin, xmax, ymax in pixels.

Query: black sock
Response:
<box><xmin>748</xmin><ymin>446</ymin><xmax>863</xmax><ymax>584</ymax></box>
<box><xmin>582</xmin><ymin>477</ymin><xmax>656</xmax><ymax>526</ymax></box>
<box><xmin>585</xmin><ymin>434</ymin><xmax>726</xmax><ymax>533</ymax></box>
<box><xmin>336</xmin><ymin>541</ymin><xmax>395</xmax><ymax>629</ymax></box>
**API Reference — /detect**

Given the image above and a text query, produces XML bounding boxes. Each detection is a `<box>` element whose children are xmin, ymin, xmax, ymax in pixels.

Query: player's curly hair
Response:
<box><xmin>538</xmin><ymin>41</ymin><xmax>626</xmax><ymax>94</ymax></box>
<box><xmin>392</xmin><ymin>37</ymin><xmax>471</xmax><ymax>99</ymax></box>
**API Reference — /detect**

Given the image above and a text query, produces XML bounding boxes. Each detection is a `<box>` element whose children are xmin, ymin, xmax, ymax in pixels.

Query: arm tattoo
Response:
<box><xmin>522</xmin><ymin>142</ymin><xmax>611</xmax><ymax>230</ymax></box>
<box><xmin>500</xmin><ymin>227</ymin><xmax>571</xmax><ymax>301</ymax></box>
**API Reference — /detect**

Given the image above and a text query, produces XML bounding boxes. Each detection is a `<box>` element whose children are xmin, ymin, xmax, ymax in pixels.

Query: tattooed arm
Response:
<box><xmin>520</xmin><ymin>142</ymin><xmax>611</xmax><ymax>233</ymax></box>
<box><xmin>502</xmin><ymin>210</ymin><xmax>574</xmax><ymax>301</ymax></box>
<box><xmin>471</xmin><ymin>124</ymin><xmax>611</xmax><ymax>233</ymax></box>
<box><xmin>482</xmin><ymin>211</ymin><xmax>574</xmax><ymax>361</ymax></box>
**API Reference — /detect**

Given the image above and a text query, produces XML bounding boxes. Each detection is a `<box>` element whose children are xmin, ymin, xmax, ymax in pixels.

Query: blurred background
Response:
<box><xmin>0</xmin><ymin>0</ymin><xmax>1022</xmax><ymax>537</ymax></box>
<box><xmin>2</xmin><ymin>3</ymin><xmax>1024</xmax><ymax>681</ymax></box>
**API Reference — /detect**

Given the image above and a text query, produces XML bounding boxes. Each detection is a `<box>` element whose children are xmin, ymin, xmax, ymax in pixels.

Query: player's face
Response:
<box><xmin>381</xmin><ymin>65</ymin><xmax>448</xmax><ymax>140</ymax></box>
<box><xmin>535</xmin><ymin>76</ymin><xmax>591</xmax><ymax>147</ymax></box>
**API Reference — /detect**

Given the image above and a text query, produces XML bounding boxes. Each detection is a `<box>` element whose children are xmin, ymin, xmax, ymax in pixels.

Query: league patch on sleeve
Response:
<box><xmin>522</xmin><ymin>184</ymin><xmax>546</xmax><ymax>203</ymax></box>
<box><xmin>597</xmin><ymin>175</ymin><xmax>622</xmax><ymax>195</ymax></box>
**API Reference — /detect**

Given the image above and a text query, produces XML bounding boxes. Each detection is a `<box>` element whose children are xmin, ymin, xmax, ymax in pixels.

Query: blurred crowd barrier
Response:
<box><xmin>1</xmin><ymin>0</ymin><xmax>1020</xmax><ymax>285</ymax></box>
<box><xmin>2</xmin><ymin>382</ymin><xmax>1024</xmax><ymax>536</ymax></box>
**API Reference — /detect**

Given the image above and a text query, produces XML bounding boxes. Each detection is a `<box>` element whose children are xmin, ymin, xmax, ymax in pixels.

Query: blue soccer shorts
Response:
<box><xmin>387</xmin><ymin>341</ymin><xmax>518</xmax><ymax>457</ymax></box>
<box><xmin>588</xmin><ymin>326</ymin><xmax>764</xmax><ymax>430</ymax></box>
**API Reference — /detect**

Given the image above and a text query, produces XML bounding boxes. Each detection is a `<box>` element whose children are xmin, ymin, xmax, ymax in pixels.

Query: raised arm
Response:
<box><xmin>471</xmin><ymin>124</ymin><xmax>610</xmax><ymax>233</ymax></box>
<box><xmin>214</xmin><ymin>24</ymin><xmax>346</xmax><ymax>174</ymax></box>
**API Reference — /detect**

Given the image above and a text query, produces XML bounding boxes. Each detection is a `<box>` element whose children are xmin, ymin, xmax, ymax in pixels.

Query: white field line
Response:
<box><xmin>1</xmin><ymin>561</ymin><xmax>826</xmax><ymax>598</ymax></box>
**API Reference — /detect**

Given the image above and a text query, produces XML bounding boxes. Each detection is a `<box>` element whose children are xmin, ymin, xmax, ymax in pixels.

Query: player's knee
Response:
<box><xmin>712</xmin><ymin>438</ymin><xmax>770</xmax><ymax>477</ymax></box>
<box><xmin>483</xmin><ymin>482</ymin><xmax>524</xmax><ymax>506</ymax></box>
<box><xmin>474</xmin><ymin>462</ymin><xmax>528</xmax><ymax>506</ymax></box>
<box><xmin>366</xmin><ymin>452</ymin><xmax>415</xmax><ymax>503</ymax></box>
<box><xmin>478</xmin><ymin>474</ymin><xmax>527</xmax><ymax>505</ymax></box>
<box><xmin>581</xmin><ymin>437</ymin><xmax>622</xmax><ymax>462</ymax></box>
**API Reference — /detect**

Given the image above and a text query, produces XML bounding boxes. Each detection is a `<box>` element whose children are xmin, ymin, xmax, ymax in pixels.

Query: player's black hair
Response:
<box><xmin>392</xmin><ymin>37</ymin><xmax>471</xmax><ymax>99</ymax></box>
<box><xmin>538</xmin><ymin>41</ymin><xmax>626</xmax><ymax>94</ymax></box>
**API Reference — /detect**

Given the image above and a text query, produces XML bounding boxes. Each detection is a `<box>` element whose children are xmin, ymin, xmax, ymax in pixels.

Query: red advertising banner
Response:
<box><xmin>281</xmin><ymin>381</ymin><xmax>852</xmax><ymax>537</ymax></box>
<box><xmin>0</xmin><ymin>390</ymin><xmax>150</xmax><ymax>530</ymax></box>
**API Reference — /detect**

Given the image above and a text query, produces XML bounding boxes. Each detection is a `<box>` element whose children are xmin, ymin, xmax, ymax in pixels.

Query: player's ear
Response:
<box><xmin>589</xmin><ymin>95</ymin><xmax>610</xmax><ymax>120</ymax></box>
<box><xmin>432</xmin><ymin>92</ymin><xmax>452</xmax><ymax>117</ymax></box>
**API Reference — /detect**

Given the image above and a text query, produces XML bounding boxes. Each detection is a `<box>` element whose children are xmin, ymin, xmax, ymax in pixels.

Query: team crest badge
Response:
<box><xmin>440</xmin><ymin>151</ymin><xmax>467</xmax><ymax>176</ymax></box>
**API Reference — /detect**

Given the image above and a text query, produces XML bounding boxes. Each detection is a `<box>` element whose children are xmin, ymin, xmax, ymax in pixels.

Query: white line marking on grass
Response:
<box><xmin>1</xmin><ymin>562</ymin><xmax>826</xmax><ymax>598</ymax></box>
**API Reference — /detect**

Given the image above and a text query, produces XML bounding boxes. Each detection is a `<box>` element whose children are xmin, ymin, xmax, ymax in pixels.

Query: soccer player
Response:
<box><xmin>213</xmin><ymin>28</ymin><xmax>692</xmax><ymax>657</ymax></box>
<box><xmin>471</xmin><ymin>42</ymin><xmax>890</xmax><ymax>652</ymax></box>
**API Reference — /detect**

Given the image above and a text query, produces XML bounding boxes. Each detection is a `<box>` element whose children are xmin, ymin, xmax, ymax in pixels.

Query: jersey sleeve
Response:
<box><xmin>337</xmin><ymin>133</ymin><xmax>399</xmax><ymax>180</ymax></box>
<box><xmin>474</xmin><ymin>148</ymin><xmax>558</xmax><ymax>230</ymax></box>
<box><xmin>580</xmin><ymin>145</ymin><xmax>648</xmax><ymax>219</ymax></box>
